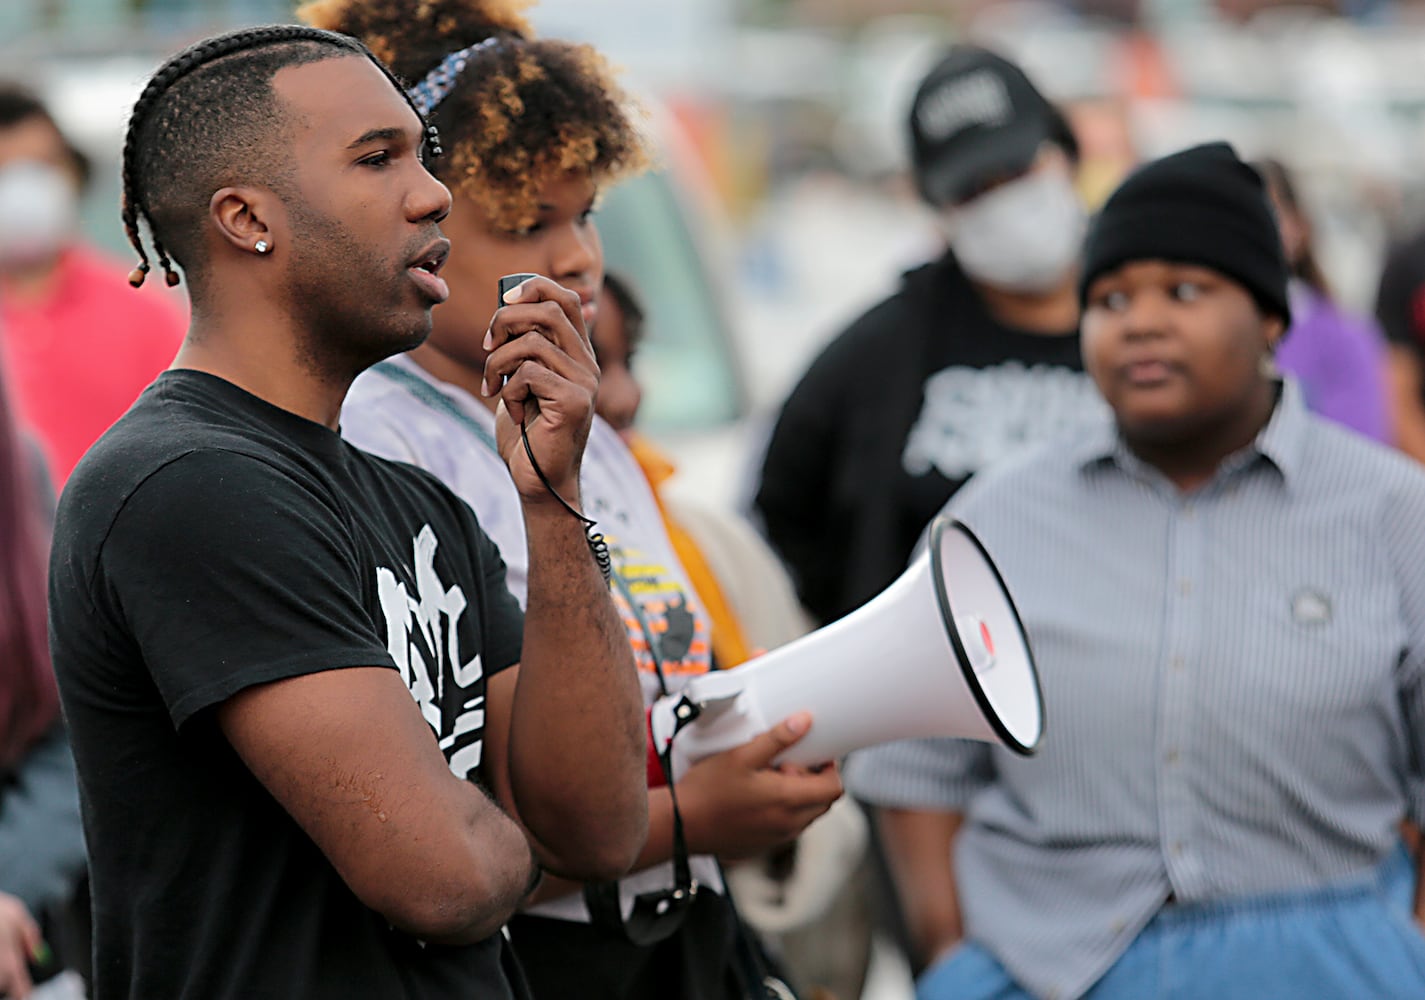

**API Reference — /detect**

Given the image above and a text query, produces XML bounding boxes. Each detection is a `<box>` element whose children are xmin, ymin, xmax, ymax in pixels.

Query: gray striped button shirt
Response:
<box><xmin>845</xmin><ymin>381</ymin><xmax>1425</xmax><ymax>1000</ymax></box>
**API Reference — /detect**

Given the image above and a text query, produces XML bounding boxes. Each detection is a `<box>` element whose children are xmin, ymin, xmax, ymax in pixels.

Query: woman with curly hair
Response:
<box><xmin>305</xmin><ymin>1</ymin><xmax>844</xmax><ymax>996</ymax></box>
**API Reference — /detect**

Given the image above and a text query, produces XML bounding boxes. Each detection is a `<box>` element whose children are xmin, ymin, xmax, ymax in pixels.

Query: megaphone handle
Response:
<box><xmin>670</xmin><ymin>695</ymin><xmax>702</xmax><ymax>733</ymax></box>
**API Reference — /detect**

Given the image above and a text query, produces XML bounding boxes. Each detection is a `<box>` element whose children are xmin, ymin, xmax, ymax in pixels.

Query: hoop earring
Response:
<box><xmin>254</xmin><ymin>240</ymin><xmax>270</xmax><ymax>254</ymax></box>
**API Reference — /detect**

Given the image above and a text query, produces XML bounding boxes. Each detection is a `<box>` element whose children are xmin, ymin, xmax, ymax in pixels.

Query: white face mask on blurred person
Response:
<box><xmin>0</xmin><ymin>161</ymin><xmax>78</xmax><ymax>268</ymax></box>
<box><xmin>942</xmin><ymin>167</ymin><xmax>1085</xmax><ymax>293</ymax></box>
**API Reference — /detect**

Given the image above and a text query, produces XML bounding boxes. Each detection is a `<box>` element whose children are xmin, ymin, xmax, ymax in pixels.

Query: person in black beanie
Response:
<box><xmin>1080</xmin><ymin>142</ymin><xmax>1291</xmax><ymax>324</ymax></box>
<box><xmin>846</xmin><ymin>140</ymin><xmax>1425</xmax><ymax>1000</ymax></box>
<box><xmin>1075</xmin><ymin>141</ymin><xmax>1295</xmax><ymax>470</ymax></box>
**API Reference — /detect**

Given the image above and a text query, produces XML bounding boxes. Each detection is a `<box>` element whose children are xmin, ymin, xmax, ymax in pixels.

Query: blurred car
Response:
<box><xmin>594</xmin><ymin>104</ymin><xmax>772</xmax><ymax>513</ymax></box>
<box><xmin>598</xmin><ymin>162</ymin><xmax>747</xmax><ymax>434</ymax></box>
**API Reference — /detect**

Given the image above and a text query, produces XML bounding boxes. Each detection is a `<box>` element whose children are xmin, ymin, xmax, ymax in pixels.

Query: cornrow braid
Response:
<box><xmin>122</xmin><ymin>24</ymin><xmax>426</xmax><ymax>290</ymax></box>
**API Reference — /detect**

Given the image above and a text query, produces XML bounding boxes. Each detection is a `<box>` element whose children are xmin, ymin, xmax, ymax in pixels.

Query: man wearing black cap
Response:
<box><xmin>847</xmin><ymin>142</ymin><xmax>1425</xmax><ymax>1000</ymax></box>
<box><xmin>755</xmin><ymin>45</ymin><xmax>1105</xmax><ymax>630</ymax></box>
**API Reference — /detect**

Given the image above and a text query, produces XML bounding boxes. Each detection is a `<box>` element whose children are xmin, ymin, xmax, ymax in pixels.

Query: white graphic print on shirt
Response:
<box><xmin>902</xmin><ymin>361</ymin><xmax>1107</xmax><ymax>480</ymax></box>
<box><xmin>376</xmin><ymin>524</ymin><xmax>486</xmax><ymax>781</ymax></box>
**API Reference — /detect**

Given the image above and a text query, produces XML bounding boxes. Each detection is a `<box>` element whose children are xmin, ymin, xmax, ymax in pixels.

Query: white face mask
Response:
<box><xmin>0</xmin><ymin>161</ymin><xmax>78</xmax><ymax>268</ymax></box>
<box><xmin>941</xmin><ymin>167</ymin><xmax>1085</xmax><ymax>293</ymax></box>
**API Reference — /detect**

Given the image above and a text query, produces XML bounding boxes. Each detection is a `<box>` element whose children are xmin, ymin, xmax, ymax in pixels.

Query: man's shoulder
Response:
<box><xmin>61</xmin><ymin>428</ymin><xmax>293</xmax><ymax>554</ymax></box>
<box><xmin>815</xmin><ymin>254</ymin><xmax>1017</xmax><ymax>370</ymax></box>
<box><xmin>60</xmin><ymin>377</ymin><xmax>341</xmax><ymax>546</ymax></box>
<box><xmin>73</xmin><ymin>379</ymin><xmax>272</xmax><ymax>482</ymax></box>
<box><xmin>827</xmin><ymin>268</ymin><xmax>950</xmax><ymax>352</ymax></box>
<box><xmin>70</xmin><ymin>395</ymin><xmax>213</xmax><ymax>496</ymax></box>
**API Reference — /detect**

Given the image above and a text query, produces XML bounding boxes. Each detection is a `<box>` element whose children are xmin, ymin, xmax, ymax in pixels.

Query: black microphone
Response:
<box><xmin>497</xmin><ymin>272</ymin><xmax>539</xmax><ymax>304</ymax></box>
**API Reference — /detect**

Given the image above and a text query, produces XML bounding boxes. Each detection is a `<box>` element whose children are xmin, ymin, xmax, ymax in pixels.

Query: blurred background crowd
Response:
<box><xmin>14</xmin><ymin>0</ymin><xmax>1425</xmax><ymax>508</ymax></box>
<box><xmin>8</xmin><ymin>1</ymin><xmax>1425</xmax><ymax>998</ymax></box>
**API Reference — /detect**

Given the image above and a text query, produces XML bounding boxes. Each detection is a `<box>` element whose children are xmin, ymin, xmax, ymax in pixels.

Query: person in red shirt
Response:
<box><xmin>0</xmin><ymin>83</ymin><xmax>184</xmax><ymax>484</ymax></box>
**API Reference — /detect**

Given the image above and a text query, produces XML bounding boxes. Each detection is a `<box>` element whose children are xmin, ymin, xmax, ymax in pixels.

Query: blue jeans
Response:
<box><xmin>918</xmin><ymin>847</ymin><xmax>1425</xmax><ymax>1000</ymax></box>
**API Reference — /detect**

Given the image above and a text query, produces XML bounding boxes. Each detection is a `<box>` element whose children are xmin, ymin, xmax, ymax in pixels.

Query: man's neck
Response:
<box><xmin>177</xmin><ymin>310</ymin><xmax>350</xmax><ymax>430</ymax></box>
<box><xmin>975</xmin><ymin>275</ymin><xmax>1080</xmax><ymax>335</ymax></box>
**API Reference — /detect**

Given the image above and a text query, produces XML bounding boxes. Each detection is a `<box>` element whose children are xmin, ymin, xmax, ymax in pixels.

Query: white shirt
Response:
<box><xmin>342</xmin><ymin>353</ymin><xmax>722</xmax><ymax>922</ymax></box>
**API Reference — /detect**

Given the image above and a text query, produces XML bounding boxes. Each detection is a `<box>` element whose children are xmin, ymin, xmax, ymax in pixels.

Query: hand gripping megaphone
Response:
<box><xmin>649</xmin><ymin>516</ymin><xmax>1043</xmax><ymax>778</ymax></box>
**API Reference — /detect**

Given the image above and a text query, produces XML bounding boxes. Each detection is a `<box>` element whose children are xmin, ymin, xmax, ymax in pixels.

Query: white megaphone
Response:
<box><xmin>649</xmin><ymin>516</ymin><xmax>1043</xmax><ymax>777</ymax></box>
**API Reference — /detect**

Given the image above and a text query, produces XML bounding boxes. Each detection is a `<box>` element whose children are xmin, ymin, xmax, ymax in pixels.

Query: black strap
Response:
<box><xmin>718</xmin><ymin>862</ymin><xmax>800</xmax><ymax>1000</ymax></box>
<box><xmin>588</xmin><ymin>571</ymin><xmax>794</xmax><ymax>998</ymax></box>
<box><xmin>583</xmin><ymin>572</ymin><xmax>704</xmax><ymax>945</ymax></box>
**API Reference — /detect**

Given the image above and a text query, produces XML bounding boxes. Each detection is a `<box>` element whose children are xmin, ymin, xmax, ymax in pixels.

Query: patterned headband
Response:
<box><xmin>408</xmin><ymin>36</ymin><xmax>501</xmax><ymax>117</ymax></box>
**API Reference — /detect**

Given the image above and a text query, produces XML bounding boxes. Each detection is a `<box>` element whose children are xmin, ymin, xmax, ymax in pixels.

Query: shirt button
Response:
<box><xmin>1171</xmin><ymin>842</ymin><xmax>1185</xmax><ymax>857</ymax></box>
<box><xmin>1170</xmin><ymin>655</ymin><xmax>1185</xmax><ymax>671</ymax></box>
<box><xmin>1165</xmin><ymin>749</ymin><xmax>1180</xmax><ymax>765</ymax></box>
<box><xmin>1111</xmin><ymin>918</ymin><xmax>1126</xmax><ymax>933</ymax></box>
<box><xmin>1178</xmin><ymin>579</ymin><xmax>1192</xmax><ymax>597</ymax></box>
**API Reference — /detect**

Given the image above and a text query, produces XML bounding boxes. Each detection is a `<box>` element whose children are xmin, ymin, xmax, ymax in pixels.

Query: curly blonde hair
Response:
<box><xmin>299</xmin><ymin>0</ymin><xmax>652</xmax><ymax>232</ymax></box>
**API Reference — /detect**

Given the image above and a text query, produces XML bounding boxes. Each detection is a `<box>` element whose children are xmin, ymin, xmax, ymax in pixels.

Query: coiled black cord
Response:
<box><xmin>520</xmin><ymin>418</ymin><xmax>612</xmax><ymax>583</ymax></box>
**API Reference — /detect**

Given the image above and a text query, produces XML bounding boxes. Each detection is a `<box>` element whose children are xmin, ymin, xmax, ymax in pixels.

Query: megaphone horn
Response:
<box><xmin>650</xmin><ymin>516</ymin><xmax>1044</xmax><ymax>778</ymax></box>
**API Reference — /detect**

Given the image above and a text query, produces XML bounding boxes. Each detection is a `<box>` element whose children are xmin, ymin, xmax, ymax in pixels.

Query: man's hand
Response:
<box><xmin>677</xmin><ymin>712</ymin><xmax>845</xmax><ymax>860</ymax></box>
<box><xmin>0</xmin><ymin>892</ymin><xmax>41</xmax><ymax>999</ymax></box>
<box><xmin>482</xmin><ymin>276</ymin><xmax>599</xmax><ymax>505</ymax></box>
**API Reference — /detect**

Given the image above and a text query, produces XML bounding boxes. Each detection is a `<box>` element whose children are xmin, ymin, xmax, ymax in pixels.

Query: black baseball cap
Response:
<box><xmin>909</xmin><ymin>45</ymin><xmax>1075</xmax><ymax>208</ymax></box>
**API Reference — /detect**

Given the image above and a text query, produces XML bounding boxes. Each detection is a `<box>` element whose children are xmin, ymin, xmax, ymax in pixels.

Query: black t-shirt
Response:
<box><xmin>49</xmin><ymin>371</ymin><xmax>526</xmax><ymax>1000</ymax></box>
<box><xmin>756</xmin><ymin>251</ymin><xmax>1104</xmax><ymax>625</ymax></box>
<box><xmin>897</xmin><ymin>262</ymin><xmax>1100</xmax><ymax>544</ymax></box>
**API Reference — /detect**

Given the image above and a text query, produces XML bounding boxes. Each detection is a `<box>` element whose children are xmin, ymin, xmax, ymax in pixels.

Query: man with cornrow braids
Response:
<box><xmin>48</xmin><ymin>23</ymin><xmax>648</xmax><ymax>1000</ymax></box>
<box><xmin>307</xmin><ymin>1</ymin><xmax>845</xmax><ymax>997</ymax></box>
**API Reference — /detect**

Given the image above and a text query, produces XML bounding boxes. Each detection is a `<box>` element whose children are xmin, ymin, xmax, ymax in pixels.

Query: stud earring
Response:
<box><xmin>255</xmin><ymin>240</ymin><xmax>270</xmax><ymax>254</ymax></box>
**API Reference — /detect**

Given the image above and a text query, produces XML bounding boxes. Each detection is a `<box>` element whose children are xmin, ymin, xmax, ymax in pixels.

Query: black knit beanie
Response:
<box><xmin>1079</xmin><ymin>142</ymin><xmax>1291</xmax><ymax>324</ymax></box>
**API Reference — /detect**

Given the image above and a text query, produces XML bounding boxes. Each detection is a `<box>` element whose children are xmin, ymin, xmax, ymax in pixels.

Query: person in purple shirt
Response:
<box><xmin>1257</xmin><ymin>157</ymin><xmax>1391</xmax><ymax>442</ymax></box>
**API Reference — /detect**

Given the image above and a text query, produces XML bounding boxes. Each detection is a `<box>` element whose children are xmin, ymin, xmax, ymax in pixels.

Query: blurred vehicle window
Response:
<box><xmin>597</xmin><ymin>167</ymin><xmax>746</xmax><ymax>433</ymax></box>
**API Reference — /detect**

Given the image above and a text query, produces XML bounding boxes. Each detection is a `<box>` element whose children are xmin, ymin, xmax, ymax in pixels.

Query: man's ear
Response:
<box><xmin>210</xmin><ymin>186</ymin><xmax>277</xmax><ymax>256</ymax></box>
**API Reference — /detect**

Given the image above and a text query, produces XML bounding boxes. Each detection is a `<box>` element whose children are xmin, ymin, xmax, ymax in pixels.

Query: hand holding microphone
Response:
<box><xmin>483</xmin><ymin>272</ymin><xmax>599</xmax><ymax>509</ymax></box>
